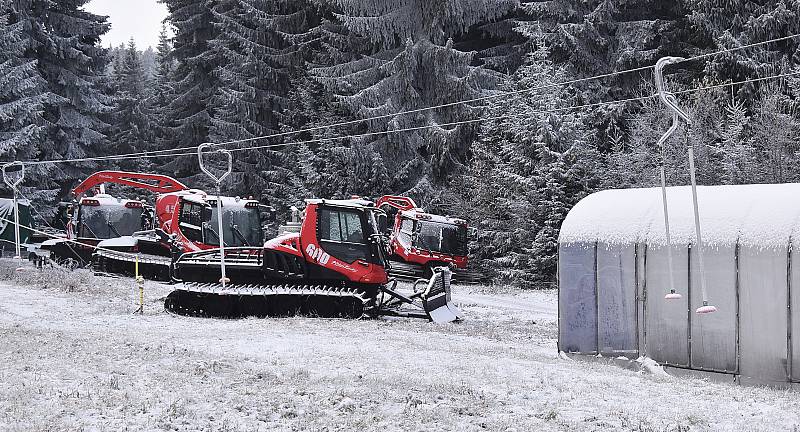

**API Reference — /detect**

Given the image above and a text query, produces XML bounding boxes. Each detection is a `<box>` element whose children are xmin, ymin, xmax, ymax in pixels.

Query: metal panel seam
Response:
<box><xmin>594</xmin><ymin>241</ymin><xmax>599</xmax><ymax>355</ymax></box>
<box><xmin>634</xmin><ymin>242</ymin><xmax>640</xmax><ymax>354</ymax></box>
<box><xmin>735</xmin><ymin>238</ymin><xmax>741</xmax><ymax>375</ymax></box>
<box><xmin>687</xmin><ymin>242</ymin><xmax>693</xmax><ymax>367</ymax></box>
<box><xmin>642</xmin><ymin>243</ymin><xmax>648</xmax><ymax>358</ymax></box>
<box><xmin>787</xmin><ymin>237</ymin><xmax>793</xmax><ymax>381</ymax></box>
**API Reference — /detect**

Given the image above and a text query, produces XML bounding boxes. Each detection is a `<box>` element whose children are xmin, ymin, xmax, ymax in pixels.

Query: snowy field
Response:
<box><xmin>1</xmin><ymin>260</ymin><xmax>799</xmax><ymax>431</ymax></box>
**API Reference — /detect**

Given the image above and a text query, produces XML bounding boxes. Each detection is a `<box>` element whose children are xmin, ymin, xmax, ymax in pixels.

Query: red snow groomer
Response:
<box><xmin>166</xmin><ymin>198</ymin><xmax>462</xmax><ymax>323</ymax></box>
<box><xmin>376</xmin><ymin>196</ymin><xmax>471</xmax><ymax>281</ymax></box>
<box><xmin>88</xmin><ymin>172</ymin><xmax>271</xmax><ymax>280</ymax></box>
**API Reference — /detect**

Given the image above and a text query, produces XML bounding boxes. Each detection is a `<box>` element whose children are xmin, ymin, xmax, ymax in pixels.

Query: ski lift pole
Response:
<box><xmin>657</xmin><ymin>110</ymin><xmax>681</xmax><ymax>300</ymax></box>
<box><xmin>198</xmin><ymin>143</ymin><xmax>233</xmax><ymax>287</ymax></box>
<box><xmin>654</xmin><ymin>57</ymin><xmax>716</xmax><ymax>314</ymax></box>
<box><xmin>2</xmin><ymin>162</ymin><xmax>25</xmax><ymax>268</ymax></box>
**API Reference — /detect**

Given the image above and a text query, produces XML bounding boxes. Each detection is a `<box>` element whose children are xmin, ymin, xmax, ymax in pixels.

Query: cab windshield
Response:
<box><xmin>415</xmin><ymin>220</ymin><xmax>468</xmax><ymax>256</ymax></box>
<box><xmin>204</xmin><ymin>206</ymin><xmax>262</xmax><ymax>247</ymax></box>
<box><xmin>79</xmin><ymin>205</ymin><xmax>144</xmax><ymax>239</ymax></box>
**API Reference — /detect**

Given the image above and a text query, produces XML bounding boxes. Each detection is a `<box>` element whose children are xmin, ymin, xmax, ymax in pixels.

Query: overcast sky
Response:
<box><xmin>85</xmin><ymin>0</ymin><xmax>170</xmax><ymax>50</ymax></box>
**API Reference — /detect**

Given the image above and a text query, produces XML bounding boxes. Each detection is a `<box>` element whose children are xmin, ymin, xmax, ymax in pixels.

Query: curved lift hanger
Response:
<box><xmin>654</xmin><ymin>57</ymin><xmax>716</xmax><ymax>314</ymax></box>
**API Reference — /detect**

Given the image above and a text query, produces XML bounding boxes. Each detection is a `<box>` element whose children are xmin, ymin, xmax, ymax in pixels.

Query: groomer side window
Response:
<box><xmin>318</xmin><ymin>207</ymin><xmax>368</xmax><ymax>263</ymax></box>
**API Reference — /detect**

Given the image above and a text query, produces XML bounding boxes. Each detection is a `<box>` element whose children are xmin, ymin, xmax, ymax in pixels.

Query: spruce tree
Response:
<box><xmin>151</xmin><ymin>24</ymin><xmax>175</xmax><ymax>157</ymax></box>
<box><xmin>454</xmin><ymin>3</ymin><xmax>532</xmax><ymax>74</ymax></box>
<box><xmin>467</xmin><ymin>43</ymin><xmax>597</xmax><ymax>285</ymax></box>
<box><xmin>718</xmin><ymin>98</ymin><xmax>751</xmax><ymax>184</ymax></box>
<box><xmin>314</xmin><ymin>0</ymin><xmax>518</xmax><ymax>193</ymax></box>
<box><xmin>0</xmin><ymin>1</ymin><xmax>48</xmax><ymax>164</ymax></box>
<box><xmin>109</xmin><ymin>38</ymin><xmax>153</xmax><ymax>171</ymax></box>
<box><xmin>207</xmin><ymin>0</ymin><xmax>317</xmax><ymax>209</ymax></box>
<box><xmin>525</xmin><ymin>0</ymin><xmax>696</xmax><ymax>153</ymax></box>
<box><xmin>528</xmin><ymin>154</ymin><xmax>570</xmax><ymax>284</ymax></box>
<box><xmin>161</xmin><ymin>0</ymin><xmax>220</xmax><ymax>176</ymax></box>
<box><xmin>141</xmin><ymin>46</ymin><xmax>157</xmax><ymax>80</ymax></box>
<box><xmin>282</xmin><ymin>75</ymin><xmax>395</xmax><ymax>203</ymax></box>
<box><xmin>749</xmin><ymin>88</ymin><xmax>799</xmax><ymax>184</ymax></box>
<box><xmin>8</xmin><ymin>0</ymin><xmax>110</xmax><ymax>202</ymax></box>
<box><xmin>687</xmin><ymin>0</ymin><xmax>799</xmax><ymax>84</ymax></box>
<box><xmin>155</xmin><ymin>25</ymin><xmax>174</xmax><ymax>82</ymax></box>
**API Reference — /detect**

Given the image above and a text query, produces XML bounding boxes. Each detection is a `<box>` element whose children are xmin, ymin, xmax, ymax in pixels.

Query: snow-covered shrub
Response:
<box><xmin>0</xmin><ymin>259</ymin><xmax>93</xmax><ymax>293</ymax></box>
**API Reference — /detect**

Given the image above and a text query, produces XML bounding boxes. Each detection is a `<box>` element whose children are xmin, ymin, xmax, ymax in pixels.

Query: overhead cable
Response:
<box><xmin>12</xmin><ymin>32</ymin><xmax>799</xmax><ymax>166</ymax></box>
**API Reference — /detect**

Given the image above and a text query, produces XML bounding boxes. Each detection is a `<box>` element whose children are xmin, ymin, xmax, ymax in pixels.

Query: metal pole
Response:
<box><xmin>687</xmin><ymin>145</ymin><xmax>715</xmax><ymax>313</ymax></box>
<box><xmin>12</xmin><ymin>191</ymin><xmax>20</xmax><ymax>260</ymax></box>
<box><xmin>197</xmin><ymin>143</ymin><xmax>233</xmax><ymax>287</ymax></box>
<box><xmin>215</xmin><ymin>182</ymin><xmax>227</xmax><ymax>287</ymax></box>
<box><xmin>658</xmin><ymin>113</ymin><xmax>680</xmax><ymax>300</ymax></box>
<box><xmin>2</xmin><ymin>162</ymin><xmax>25</xmax><ymax>267</ymax></box>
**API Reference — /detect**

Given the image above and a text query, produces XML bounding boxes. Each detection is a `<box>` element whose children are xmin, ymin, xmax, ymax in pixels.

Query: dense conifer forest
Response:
<box><xmin>1</xmin><ymin>0</ymin><xmax>798</xmax><ymax>285</ymax></box>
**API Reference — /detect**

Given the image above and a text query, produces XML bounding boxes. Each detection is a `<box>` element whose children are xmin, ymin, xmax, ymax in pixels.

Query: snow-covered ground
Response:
<box><xmin>1</xmin><ymin>260</ymin><xmax>799</xmax><ymax>431</ymax></box>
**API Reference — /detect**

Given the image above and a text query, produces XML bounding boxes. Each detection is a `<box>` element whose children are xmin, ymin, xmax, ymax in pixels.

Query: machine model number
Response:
<box><xmin>305</xmin><ymin>244</ymin><xmax>330</xmax><ymax>265</ymax></box>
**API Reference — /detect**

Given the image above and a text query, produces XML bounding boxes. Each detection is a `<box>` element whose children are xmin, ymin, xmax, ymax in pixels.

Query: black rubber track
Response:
<box><xmin>93</xmin><ymin>253</ymin><xmax>172</xmax><ymax>282</ymax></box>
<box><xmin>164</xmin><ymin>289</ymin><xmax>367</xmax><ymax>319</ymax></box>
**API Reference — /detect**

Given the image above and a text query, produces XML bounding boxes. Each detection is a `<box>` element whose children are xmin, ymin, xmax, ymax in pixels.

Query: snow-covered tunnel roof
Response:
<box><xmin>559</xmin><ymin>183</ymin><xmax>800</xmax><ymax>248</ymax></box>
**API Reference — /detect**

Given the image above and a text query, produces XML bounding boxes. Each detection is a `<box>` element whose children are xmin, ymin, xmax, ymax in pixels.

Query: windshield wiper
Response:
<box><xmin>229</xmin><ymin>223</ymin><xmax>251</xmax><ymax>246</ymax></box>
<box><xmin>204</xmin><ymin>224</ymin><xmax>228</xmax><ymax>247</ymax></box>
<box><xmin>81</xmin><ymin>221</ymin><xmax>99</xmax><ymax>239</ymax></box>
<box><xmin>107</xmin><ymin>220</ymin><xmax>121</xmax><ymax>237</ymax></box>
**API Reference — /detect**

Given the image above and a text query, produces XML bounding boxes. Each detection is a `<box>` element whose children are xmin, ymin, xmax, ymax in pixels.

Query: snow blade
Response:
<box><xmin>421</xmin><ymin>267</ymin><xmax>461</xmax><ymax>323</ymax></box>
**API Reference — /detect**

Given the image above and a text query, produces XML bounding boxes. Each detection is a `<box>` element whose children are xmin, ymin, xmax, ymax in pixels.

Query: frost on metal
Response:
<box><xmin>559</xmin><ymin>183</ymin><xmax>800</xmax><ymax>249</ymax></box>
